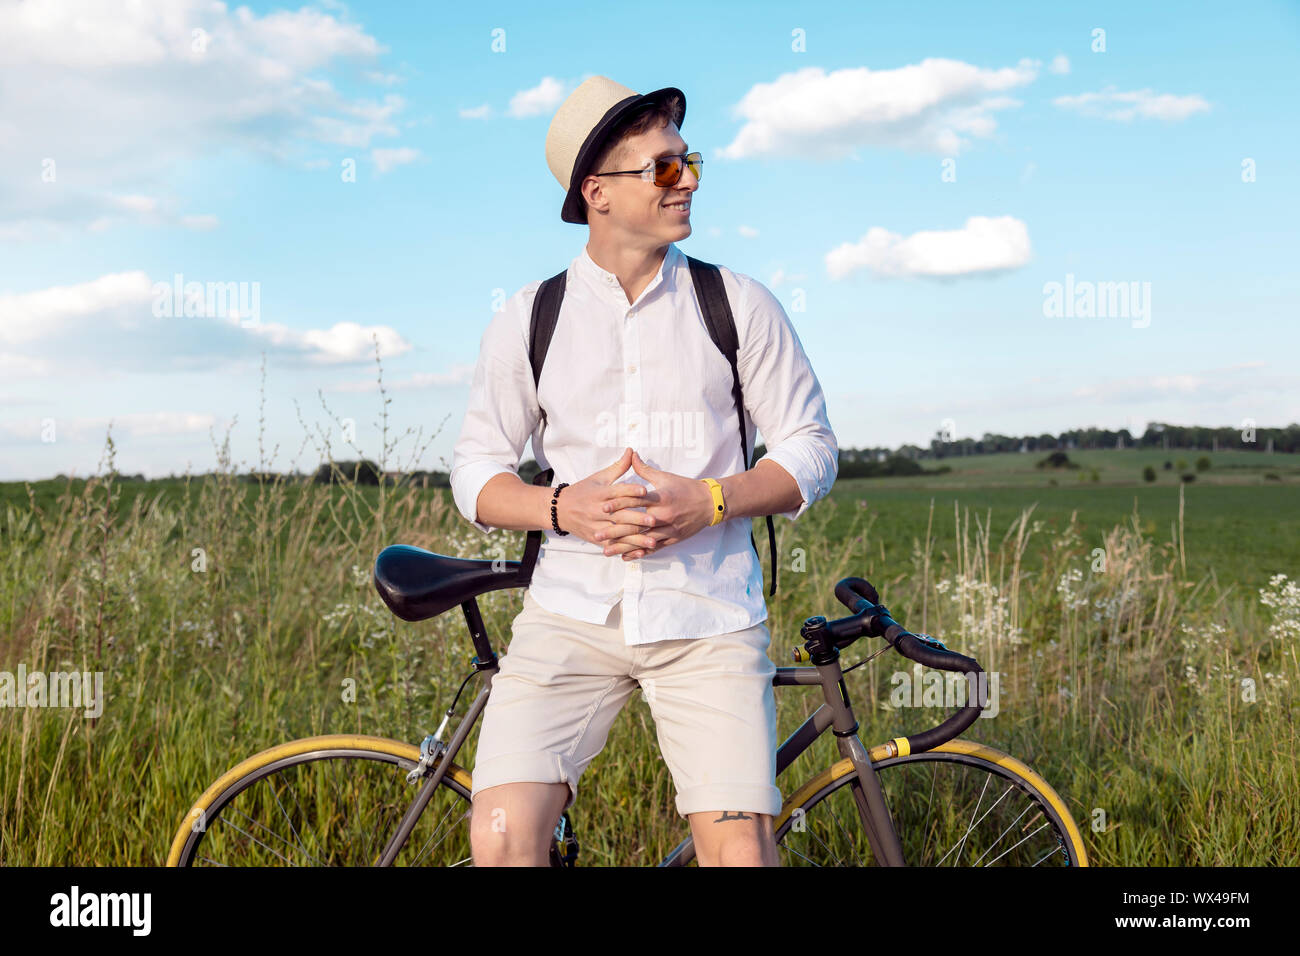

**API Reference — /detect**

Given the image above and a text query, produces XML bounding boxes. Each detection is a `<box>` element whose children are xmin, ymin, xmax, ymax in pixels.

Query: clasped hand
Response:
<box><xmin>557</xmin><ymin>447</ymin><xmax>716</xmax><ymax>561</ymax></box>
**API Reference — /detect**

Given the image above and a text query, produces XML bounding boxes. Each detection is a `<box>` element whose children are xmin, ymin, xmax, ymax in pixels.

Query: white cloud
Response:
<box><xmin>1053</xmin><ymin>87</ymin><xmax>1211</xmax><ymax>122</ymax></box>
<box><xmin>459</xmin><ymin>104</ymin><xmax>492</xmax><ymax>120</ymax></box>
<box><xmin>1048</xmin><ymin>54</ymin><xmax>1070</xmax><ymax>75</ymax></box>
<box><xmin>826</xmin><ymin>215</ymin><xmax>1032</xmax><ymax>279</ymax></box>
<box><xmin>507</xmin><ymin>77</ymin><xmax>571</xmax><ymax>118</ymax></box>
<box><xmin>364</xmin><ymin>71</ymin><xmax>402</xmax><ymax>86</ymax></box>
<box><xmin>251</xmin><ymin>321</ymin><xmax>412</xmax><ymax>365</ymax></box>
<box><xmin>0</xmin><ymin>0</ymin><xmax>407</xmax><ymax>236</ymax></box>
<box><xmin>719</xmin><ymin>59</ymin><xmax>1040</xmax><ymax>159</ymax></box>
<box><xmin>0</xmin><ymin>271</ymin><xmax>413</xmax><ymax>371</ymax></box>
<box><xmin>738</xmin><ymin>225</ymin><xmax>760</xmax><ymax>238</ymax></box>
<box><xmin>372</xmin><ymin>147</ymin><xmax>421</xmax><ymax>173</ymax></box>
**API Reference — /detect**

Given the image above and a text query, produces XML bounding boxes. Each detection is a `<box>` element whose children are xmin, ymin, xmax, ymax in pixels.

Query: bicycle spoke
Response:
<box><xmin>779</xmin><ymin>841</ymin><xmax>822</xmax><ymax>866</ymax></box>
<box><xmin>982</xmin><ymin>820</ymin><xmax>1051</xmax><ymax>866</ymax></box>
<box><xmin>268</xmin><ymin>780</ymin><xmax>315</xmax><ymax>863</ymax></box>
<box><xmin>1030</xmin><ymin>841</ymin><xmax>1066</xmax><ymax>867</ymax></box>
<box><xmin>216</xmin><ymin>816</ymin><xmax>302</xmax><ymax>865</ymax></box>
<box><xmin>801</xmin><ymin>804</ymin><xmax>845</xmax><ymax>865</ymax></box>
<box><xmin>970</xmin><ymin>799</ymin><xmax>1038</xmax><ymax>866</ymax></box>
<box><xmin>779</xmin><ymin>753</ymin><xmax>1079</xmax><ymax>867</ymax></box>
<box><xmin>182</xmin><ymin>749</ymin><xmax>477</xmax><ymax>867</ymax></box>
<box><xmin>918</xmin><ymin>759</ymin><xmax>941</xmax><ymax>863</ymax></box>
<box><xmin>286</xmin><ymin>772</ymin><xmax>330</xmax><ymax>864</ymax></box>
<box><xmin>948</xmin><ymin>771</ymin><xmax>994</xmax><ymax>865</ymax></box>
<box><xmin>226</xmin><ymin>803</ymin><xmax>326</xmax><ymax>866</ymax></box>
<box><xmin>412</xmin><ymin>801</ymin><xmax>473</xmax><ymax>865</ymax></box>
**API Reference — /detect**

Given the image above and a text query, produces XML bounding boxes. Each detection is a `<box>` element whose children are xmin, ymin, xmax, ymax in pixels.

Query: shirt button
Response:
<box><xmin>627</xmin><ymin>364</ymin><xmax>637</xmax><ymax>373</ymax></box>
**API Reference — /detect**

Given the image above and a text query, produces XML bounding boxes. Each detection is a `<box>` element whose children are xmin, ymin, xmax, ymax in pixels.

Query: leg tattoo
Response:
<box><xmin>713</xmin><ymin>810</ymin><xmax>753</xmax><ymax>823</ymax></box>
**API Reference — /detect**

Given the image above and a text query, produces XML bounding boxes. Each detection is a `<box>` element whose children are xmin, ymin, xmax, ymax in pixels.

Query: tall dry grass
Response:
<box><xmin>1</xmin><ymin>357</ymin><xmax>1295</xmax><ymax>865</ymax></box>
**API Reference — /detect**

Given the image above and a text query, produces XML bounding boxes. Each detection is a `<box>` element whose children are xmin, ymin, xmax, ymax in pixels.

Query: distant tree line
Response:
<box><xmin>843</xmin><ymin>422</ymin><xmax>1299</xmax><ymax>460</ymax></box>
<box><xmin>77</xmin><ymin>421</ymin><xmax>1296</xmax><ymax>487</ymax></box>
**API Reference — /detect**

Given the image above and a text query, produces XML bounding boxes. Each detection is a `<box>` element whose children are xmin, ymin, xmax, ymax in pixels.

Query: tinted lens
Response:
<box><xmin>653</xmin><ymin>156</ymin><xmax>684</xmax><ymax>186</ymax></box>
<box><xmin>653</xmin><ymin>153</ymin><xmax>703</xmax><ymax>186</ymax></box>
<box><xmin>685</xmin><ymin>152</ymin><xmax>703</xmax><ymax>181</ymax></box>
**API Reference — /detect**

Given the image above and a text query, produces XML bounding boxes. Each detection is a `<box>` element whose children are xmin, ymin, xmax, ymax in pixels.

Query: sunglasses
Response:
<box><xmin>593</xmin><ymin>151</ymin><xmax>703</xmax><ymax>187</ymax></box>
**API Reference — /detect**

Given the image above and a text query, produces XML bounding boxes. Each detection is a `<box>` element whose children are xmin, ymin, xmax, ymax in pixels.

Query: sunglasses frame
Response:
<box><xmin>593</xmin><ymin>151</ymin><xmax>703</xmax><ymax>187</ymax></box>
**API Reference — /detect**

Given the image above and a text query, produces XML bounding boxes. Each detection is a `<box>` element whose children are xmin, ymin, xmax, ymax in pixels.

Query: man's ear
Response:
<box><xmin>580</xmin><ymin>175</ymin><xmax>608</xmax><ymax>217</ymax></box>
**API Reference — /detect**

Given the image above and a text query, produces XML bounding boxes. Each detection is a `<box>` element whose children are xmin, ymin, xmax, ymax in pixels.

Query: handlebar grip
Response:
<box><xmin>888</xmin><ymin>629</ymin><xmax>985</xmax><ymax>754</ymax></box>
<box><xmin>834</xmin><ymin>577</ymin><xmax>879</xmax><ymax>613</ymax></box>
<box><xmin>890</xmin><ymin>629</ymin><xmax>981</xmax><ymax>673</ymax></box>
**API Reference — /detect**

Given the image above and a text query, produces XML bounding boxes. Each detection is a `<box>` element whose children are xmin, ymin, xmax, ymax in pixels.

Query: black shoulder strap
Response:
<box><xmin>686</xmin><ymin>255</ymin><xmax>777</xmax><ymax>597</ymax></box>
<box><xmin>519</xmin><ymin>270</ymin><xmax>567</xmax><ymax>585</ymax></box>
<box><xmin>529</xmin><ymin>269</ymin><xmax>568</xmax><ymax>410</ymax></box>
<box><xmin>519</xmin><ymin>258</ymin><xmax>779</xmax><ymax>597</ymax></box>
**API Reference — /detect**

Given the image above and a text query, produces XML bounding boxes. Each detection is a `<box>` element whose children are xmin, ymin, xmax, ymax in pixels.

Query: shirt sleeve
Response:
<box><xmin>449</xmin><ymin>285</ymin><xmax>543</xmax><ymax>535</ymax></box>
<box><xmin>734</xmin><ymin>275</ymin><xmax>839</xmax><ymax>521</ymax></box>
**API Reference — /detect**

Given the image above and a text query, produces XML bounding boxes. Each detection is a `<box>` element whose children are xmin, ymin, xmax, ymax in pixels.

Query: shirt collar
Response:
<box><xmin>577</xmin><ymin>242</ymin><xmax>681</xmax><ymax>302</ymax></box>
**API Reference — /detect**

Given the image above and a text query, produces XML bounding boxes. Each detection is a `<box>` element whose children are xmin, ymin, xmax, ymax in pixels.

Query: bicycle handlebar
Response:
<box><xmin>819</xmin><ymin>576</ymin><xmax>985</xmax><ymax>755</ymax></box>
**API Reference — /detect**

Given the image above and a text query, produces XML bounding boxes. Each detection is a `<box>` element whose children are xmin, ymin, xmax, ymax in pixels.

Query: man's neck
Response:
<box><xmin>585</xmin><ymin>239</ymin><xmax>670</xmax><ymax>304</ymax></box>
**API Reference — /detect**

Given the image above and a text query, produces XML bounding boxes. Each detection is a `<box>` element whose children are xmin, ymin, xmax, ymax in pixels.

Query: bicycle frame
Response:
<box><xmin>374</xmin><ymin>594</ymin><xmax>921</xmax><ymax>867</ymax></box>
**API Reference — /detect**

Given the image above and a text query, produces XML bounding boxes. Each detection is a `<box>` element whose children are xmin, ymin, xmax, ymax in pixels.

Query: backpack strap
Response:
<box><xmin>519</xmin><ymin>270</ymin><xmax>568</xmax><ymax>586</ymax></box>
<box><xmin>686</xmin><ymin>255</ymin><xmax>778</xmax><ymax>597</ymax></box>
<box><xmin>529</xmin><ymin>269</ymin><xmax>569</xmax><ymax>413</ymax></box>
<box><xmin>519</xmin><ymin>466</ymin><xmax>554</xmax><ymax>585</ymax></box>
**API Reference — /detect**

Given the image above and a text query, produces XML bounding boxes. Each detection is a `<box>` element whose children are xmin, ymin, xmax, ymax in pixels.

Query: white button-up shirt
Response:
<box><xmin>450</xmin><ymin>242</ymin><xmax>838</xmax><ymax>645</ymax></box>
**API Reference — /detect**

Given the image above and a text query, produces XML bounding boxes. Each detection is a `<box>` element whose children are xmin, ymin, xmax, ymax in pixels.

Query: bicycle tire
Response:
<box><xmin>774</xmin><ymin>739</ymin><xmax>1089</xmax><ymax>866</ymax></box>
<box><xmin>167</xmin><ymin>734</ymin><xmax>521</xmax><ymax>866</ymax></box>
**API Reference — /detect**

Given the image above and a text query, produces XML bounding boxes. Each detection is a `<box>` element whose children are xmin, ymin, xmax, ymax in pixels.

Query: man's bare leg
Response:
<box><xmin>469</xmin><ymin>781</ymin><xmax>569</xmax><ymax>866</ymax></box>
<box><xmin>688</xmin><ymin>810</ymin><xmax>780</xmax><ymax>867</ymax></box>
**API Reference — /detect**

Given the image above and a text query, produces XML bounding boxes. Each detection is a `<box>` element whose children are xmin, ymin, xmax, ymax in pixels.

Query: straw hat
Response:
<box><xmin>545</xmin><ymin>75</ymin><xmax>686</xmax><ymax>224</ymax></box>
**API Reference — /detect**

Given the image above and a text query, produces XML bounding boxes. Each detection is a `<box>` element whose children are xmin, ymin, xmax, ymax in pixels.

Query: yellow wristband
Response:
<box><xmin>701</xmin><ymin>478</ymin><xmax>726</xmax><ymax>525</ymax></box>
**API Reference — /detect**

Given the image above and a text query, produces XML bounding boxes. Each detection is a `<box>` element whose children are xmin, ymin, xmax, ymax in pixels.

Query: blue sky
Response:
<box><xmin>2</xmin><ymin>0</ymin><xmax>1298</xmax><ymax>480</ymax></box>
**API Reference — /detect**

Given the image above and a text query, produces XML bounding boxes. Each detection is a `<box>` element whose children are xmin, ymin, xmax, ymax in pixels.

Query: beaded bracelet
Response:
<box><xmin>550</xmin><ymin>482</ymin><xmax>570</xmax><ymax>535</ymax></box>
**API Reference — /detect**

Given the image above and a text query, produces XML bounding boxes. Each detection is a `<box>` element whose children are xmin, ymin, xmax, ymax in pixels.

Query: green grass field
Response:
<box><xmin>0</xmin><ymin>447</ymin><xmax>1296</xmax><ymax>865</ymax></box>
<box><xmin>822</xmin><ymin>446</ymin><xmax>1300</xmax><ymax>592</ymax></box>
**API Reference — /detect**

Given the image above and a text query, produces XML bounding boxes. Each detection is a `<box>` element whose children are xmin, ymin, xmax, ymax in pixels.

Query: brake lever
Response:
<box><xmin>913</xmin><ymin>632</ymin><xmax>948</xmax><ymax>652</ymax></box>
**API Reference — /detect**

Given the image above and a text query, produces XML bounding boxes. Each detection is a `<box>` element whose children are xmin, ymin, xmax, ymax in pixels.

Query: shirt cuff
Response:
<box><xmin>757</xmin><ymin>445</ymin><xmax>833</xmax><ymax>521</ymax></box>
<box><xmin>450</xmin><ymin>460</ymin><xmax>519</xmax><ymax>534</ymax></box>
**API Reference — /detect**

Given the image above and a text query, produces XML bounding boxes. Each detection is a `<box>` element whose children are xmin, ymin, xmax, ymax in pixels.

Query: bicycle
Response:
<box><xmin>166</xmin><ymin>543</ymin><xmax>1090</xmax><ymax>867</ymax></box>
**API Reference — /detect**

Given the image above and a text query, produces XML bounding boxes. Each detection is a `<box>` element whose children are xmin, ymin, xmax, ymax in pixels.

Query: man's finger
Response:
<box><xmin>602</xmin><ymin>504</ymin><xmax>657</xmax><ymax>523</ymax></box>
<box><xmin>606</xmin><ymin>482</ymin><xmax>647</xmax><ymax>498</ymax></box>
<box><xmin>595</xmin><ymin>522</ymin><xmax>654</xmax><ymax>542</ymax></box>
<box><xmin>601</xmin><ymin>530</ymin><xmax>659</xmax><ymax>554</ymax></box>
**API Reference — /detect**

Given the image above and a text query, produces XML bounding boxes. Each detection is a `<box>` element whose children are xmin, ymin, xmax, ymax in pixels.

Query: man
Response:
<box><xmin>450</xmin><ymin>76</ymin><xmax>838</xmax><ymax>866</ymax></box>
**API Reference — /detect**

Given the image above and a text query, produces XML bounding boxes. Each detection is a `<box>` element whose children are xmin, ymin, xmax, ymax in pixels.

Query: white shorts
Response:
<box><xmin>470</xmin><ymin>589</ymin><xmax>782</xmax><ymax>818</ymax></box>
